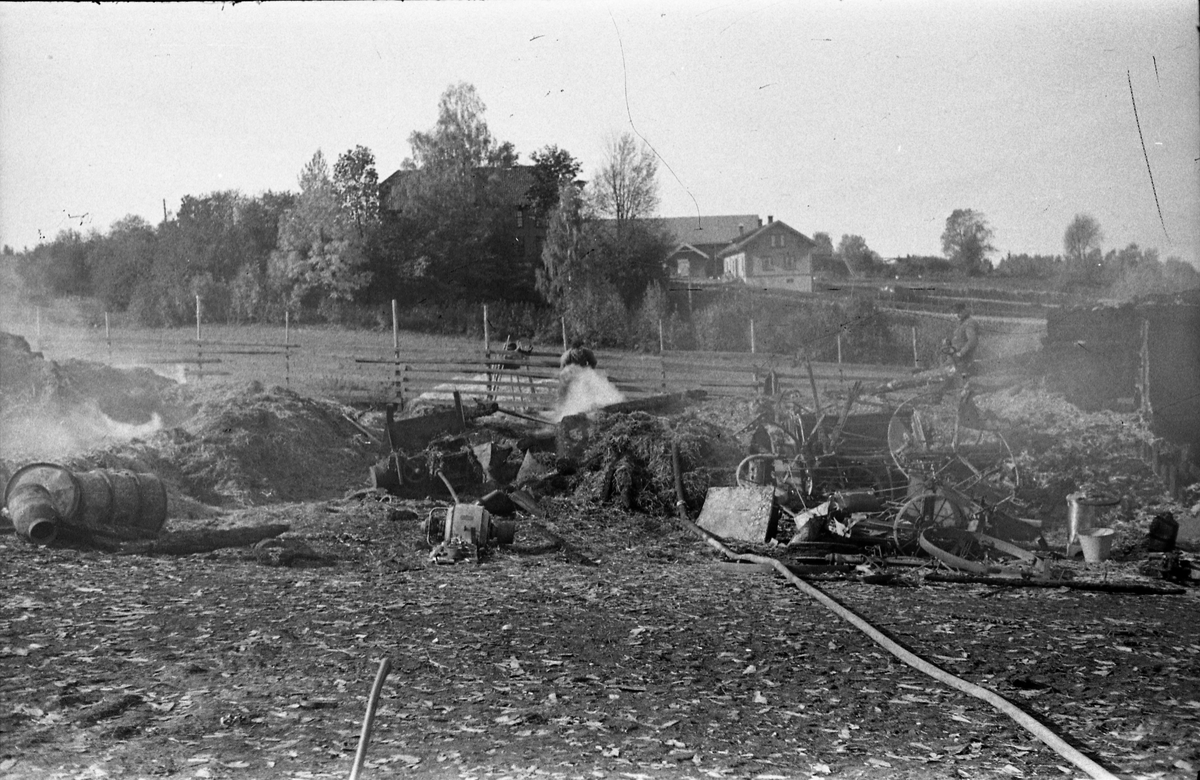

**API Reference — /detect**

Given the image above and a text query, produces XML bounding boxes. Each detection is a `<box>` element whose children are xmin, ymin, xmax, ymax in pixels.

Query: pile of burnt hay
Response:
<box><xmin>68</xmin><ymin>383</ymin><xmax>377</xmax><ymax>508</ymax></box>
<box><xmin>573</xmin><ymin>411</ymin><xmax>742</xmax><ymax>516</ymax></box>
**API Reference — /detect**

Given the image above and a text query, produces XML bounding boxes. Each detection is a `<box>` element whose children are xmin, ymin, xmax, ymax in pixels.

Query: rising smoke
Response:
<box><xmin>0</xmin><ymin>401</ymin><xmax>165</xmax><ymax>464</ymax></box>
<box><xmin>553</xmin><ymin>366</ymin><xmax>626</xmax><ymax>422</ymax></box>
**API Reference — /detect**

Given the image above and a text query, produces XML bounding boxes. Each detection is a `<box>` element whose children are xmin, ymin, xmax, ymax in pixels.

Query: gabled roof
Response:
<box><xmin>668</xmin><ymin>242</ymin><xmax>711</xmax><ymax>259</ymax></box>
<box><xmin>717</xmin><ymin>220</ymin><xmax>815</xmax><ymax>258</ymax></box>
<box><xmin>660</xmin><ymin>215</ymin><xmax>761</xmax><ymax>247</ymax></box>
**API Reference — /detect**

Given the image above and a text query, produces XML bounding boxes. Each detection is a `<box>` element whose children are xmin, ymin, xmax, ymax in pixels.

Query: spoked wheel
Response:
<box><xmin>887</xmin><ymin>393</ymin><xmax>933</xmax><ymax>481</ymax></box>
<box><xmin>893</xmin><ymin>489</ymin><xmax>972</xmax><ymax>553</ymax></box>
<box><xmin>888</xmin><ymin>392</ymin><xmax>1020</xmax><ymax>506</ymax></box>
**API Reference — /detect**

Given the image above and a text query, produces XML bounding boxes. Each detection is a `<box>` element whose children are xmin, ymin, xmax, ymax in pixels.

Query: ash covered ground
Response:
<box><xmin>1</xmin><ymin>332</ymin><xmax>1198</xmax><ymax>780</ymax></box>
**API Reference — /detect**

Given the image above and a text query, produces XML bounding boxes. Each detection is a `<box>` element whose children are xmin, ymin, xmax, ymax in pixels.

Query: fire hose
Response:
<box><xmin>669</xmin><ymin>443</ymin><xmax>1119</xmax><ymax>780</ymax></box>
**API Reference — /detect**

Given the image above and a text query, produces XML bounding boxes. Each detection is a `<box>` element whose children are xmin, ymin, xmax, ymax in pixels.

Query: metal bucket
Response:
<box><xmin>1066</xmin><ymin>491</ymin><xmax>1119</xmax><ymax>546</ymax></box>
<box><xmin>73</xmin><ymin>470</ymin><xmax>168</xmax><ymax>541</ymax></box>
<box><xmin>6</xmin><ymin>483</ymin><xmax>59</xmax><ymax>545</ymax></box>
<box><xmin>1078</xmin><ymin>528</ymin><xmax>1115</xmax><ymax>563</ymax></box>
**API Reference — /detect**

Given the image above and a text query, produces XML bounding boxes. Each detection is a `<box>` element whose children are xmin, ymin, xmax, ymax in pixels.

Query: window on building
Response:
<box><xmin>784</xmin><ymin>257</ymin><xmax>795</xmax><ymax>270</ymax></box>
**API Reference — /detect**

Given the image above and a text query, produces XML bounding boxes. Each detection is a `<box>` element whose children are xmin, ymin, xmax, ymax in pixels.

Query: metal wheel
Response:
<box><xmin>888</xmin><ymin>392</ymin><xmax>1019</xmax><ymax>505</ymax></box>
<box><xmin>893</xmin><ymin>489</ymin><xmax>972</xmax><ymax>552</ymax></box>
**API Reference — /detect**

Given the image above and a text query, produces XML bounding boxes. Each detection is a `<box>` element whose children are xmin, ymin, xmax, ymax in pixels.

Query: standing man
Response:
<box><xmin>945</xmin><ymin>301</ymin><xmax>987</xmax><ymax>432</ymax></box>
<box><xmin>947</xmin><ymin>302</ymin><xmax>979</xmax><ymax>381</ymax></box>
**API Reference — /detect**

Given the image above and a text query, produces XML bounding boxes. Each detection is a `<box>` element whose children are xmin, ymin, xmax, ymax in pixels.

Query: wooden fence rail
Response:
<box><xmin>28</xmin><ymin>331</ymin><xmax>905</xmax><ymax>413</ymax></box>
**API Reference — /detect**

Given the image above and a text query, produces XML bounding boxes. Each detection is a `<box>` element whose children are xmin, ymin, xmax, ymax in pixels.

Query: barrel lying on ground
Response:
<box><xmin>6</xmin><ymin>483</ymin><xmax>60</xmax><ymax>545</ymax></box>
<box><xmin>4</xmin><ymin>462</ymin><xmax>168</xmax><ymax>544</ymax></box>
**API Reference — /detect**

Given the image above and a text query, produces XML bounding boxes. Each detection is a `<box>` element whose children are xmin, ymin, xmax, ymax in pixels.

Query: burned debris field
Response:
<box><xmin>2</xmin><ymin>331</ymin><xmax>1199</xmax><ymax>780</ymax></box>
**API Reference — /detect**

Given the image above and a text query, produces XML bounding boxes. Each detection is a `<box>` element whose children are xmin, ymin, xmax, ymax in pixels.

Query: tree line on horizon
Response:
<box><xmin>6</xmin><ymin>83</ymin><xmax>1197</xmax><ymax>348</ymax></box>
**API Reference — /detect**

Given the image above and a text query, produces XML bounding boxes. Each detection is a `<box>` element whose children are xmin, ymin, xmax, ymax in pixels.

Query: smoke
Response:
<box><xmin>553</xmin><ymin>367</ymin><xmax>625</xmax><ymax>422</ymax></box>
<box><xmin>0</xmin><ymin>401</ymin><xmax>164</xmax><ymax>463</ymax></box>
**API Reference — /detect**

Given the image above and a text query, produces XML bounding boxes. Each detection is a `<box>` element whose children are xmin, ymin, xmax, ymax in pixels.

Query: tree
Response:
<box><xmin>1063</xmin><ymin>213</ymin><xmax>1103</xmax><ymax>265</ymax></box>
<box><xmin>537</xmin><ymin>182</ymin><xmax>594</xmax><ymax>309</ymax></box>
<box><xmin>271</xmin><ymin>150</ymin><xmax>372</xmax><ymax>313</ymax></box>
<box><xmin>407</xmin><ymin>82</ymin><xmax>512</xmax><ymax>173</ymax></box>
<box><xmin>528</xmin><ymin>145</ymin><xmax>582</xmax><ymax>220</ymax></box>
<box><xmin>591</xmin><ymin>133</ymin><xmax>659</xmax><ymax>229</ymax></box>
<box><xmin>383</xmin><ymin>83</ymin><xmax>519</xmax><ymax>299</ymax></box>
<box><xmin>995</xmin><ymin>252</ymin><xmax>1060</xmax><ymax>279</ymax></box>
<box><xmin>1163</xmin><ymin>257</ymin><xmax>1200</xmax><ymax>290</ymax></box>
<box><xmin>333</xmin><ymin>145</ymin><xmax>380</xmax><ymax>239</ymax></box>
<box><xmin>836</xmin><ymin>234</ymin><xmax>886</xmax><ymax>278</ymax></box>
<box><xmin>941</xmin><ymin>209</ymin><xmax>995</xmax><ymax>276</ymax></box>
<box><xmin>86</xmin><ymin>215</ymin><xmax>157</xmax><ymax>311</ymax></box>
<box><xmin>812</xmin><ymin>232</ymin><xmax>834</xmax><ymax>257</ymax></box>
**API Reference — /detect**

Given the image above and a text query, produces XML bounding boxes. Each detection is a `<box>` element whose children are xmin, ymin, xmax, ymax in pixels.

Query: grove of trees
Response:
<box><xmin>9</xmin><ymin>83</ymin><xmax>1199</xmax><ymax>353</ymax></box>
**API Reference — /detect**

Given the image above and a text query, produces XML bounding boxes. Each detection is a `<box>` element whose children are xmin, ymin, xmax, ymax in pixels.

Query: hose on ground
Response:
<box><xmin>669</xmin><ymin>443</ymin><xmax>1119</xmax><ymax>780</ymax></box>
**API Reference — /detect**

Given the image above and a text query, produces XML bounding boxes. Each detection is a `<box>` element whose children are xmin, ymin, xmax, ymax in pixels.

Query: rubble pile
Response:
<box><xmin>570</xmin><ymin>411</ymin><xmax>742</xmax><ymax>515</ymax></box>
<box><xmin>68</xmin><ymin>383</ymin><xmax>375</xmax><ymax>508</ymax></box>
<box><xmin>980</xmin><ymin>386</ymin><xmax>1192</xmax><ymax>532</ymax></box>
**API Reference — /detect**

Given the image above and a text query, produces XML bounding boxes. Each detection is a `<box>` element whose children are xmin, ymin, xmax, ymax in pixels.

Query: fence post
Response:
<box><xmin>911</xmin><ymin>326</ymin><xmax>918</xmax><ymax>368</ymax></box>
<box><xmin>195</xmin><ymin>295</ymin><xmax>203</xmax><ymax>381</ymax></box>
<box><xmin>483</xmin><ymin>304</ymin><xmax>494</xmax><ymax>400</ymax></box>
<box><xmin>836</xmin><ymin>331</ymin><xmax>843</xmax><ymax>364</ymax></box>
<box><xmin>561</xmin><ymin>317</ymin><xmax>568</xmax><ymax>350</ymax></box>
<box><xmin>750</xmin><ymin>319</ymin><xmax>756</xmax><ymax>354</ymax></box>
<box><xmin>483</xmin><ymin>304</ymin><xmax>490</xmax><ymax>353</ymax></box>
<box><xmin>284</xmin><ymin>309</ymin><xmax>291</xmax><ymax>389</ymax></box>
<box><xmin>658</xmin><ymin>319</ymin><xmax>668</xmax><ymax>391</ymax></box>
<box><xmin>1139</xmin><ymin>318</ymin><xmax>1151</xmax><ymax>414</ymax></box>
<box><xmin>392</xmin><ymin>299</ymin><xmax>401</xmax><ymax>408</ymax></box>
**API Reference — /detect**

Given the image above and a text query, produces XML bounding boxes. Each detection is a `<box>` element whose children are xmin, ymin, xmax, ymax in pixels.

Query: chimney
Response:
<box><xmin>738</xmin><ymin>223</ymin><xmax>745</xmax><ymax>236</ymax></box>
<box><xmin>768</xmin><ymin>215</ymin><xmax>774</xmax><ymax>224</ymax></box>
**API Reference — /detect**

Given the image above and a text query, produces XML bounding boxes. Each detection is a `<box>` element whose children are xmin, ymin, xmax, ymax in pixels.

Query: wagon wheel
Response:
<box><xmin>888</xmin><ymin>393</ymin><xmax>1019</xmax><ymax>505</ymax></box>
<box><xmin>944</xmin><ymin>432</ymin><xmax>1020</xmax><ymax>507</ymax></box>
<box><xmin>893</xmin><ymin>489</ymin><xmax>972</xmax><ymax>553</ymax></box>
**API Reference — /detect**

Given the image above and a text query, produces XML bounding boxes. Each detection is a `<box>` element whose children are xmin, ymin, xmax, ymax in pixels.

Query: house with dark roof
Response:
<box><xmin>661</xmin><ymin>214</ymin><xmax>762</xmax><ymax>278</ymax></box>
<box><xmin>379</xmin><ymin>165</ymin><xmax>550</xmax><ymax>280</ymax></box>
<box><xmin>716</xmin><ymin>217</ymin><xmax>815</xmax><ymax>292</ymax></box>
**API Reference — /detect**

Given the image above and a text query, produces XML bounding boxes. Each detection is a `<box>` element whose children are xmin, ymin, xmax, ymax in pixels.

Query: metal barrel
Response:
<box><xmin>4</xmin><ymin>462</ymin><xmax>80</xmax><ymax>519</ymax></box>
<box><xmin>4</xmin><ymin>463</ymin><xmax>169</xmax><ymax>543</ymax></box>
<box><xmin>72</xmin><ymin>469</ymin><xmax>168</xmax><ymax>541</ymax></box>
<box><xmin>6</xmin><ymin>483</ymin><xmax>59</xmax><ymax>545</ymax></box>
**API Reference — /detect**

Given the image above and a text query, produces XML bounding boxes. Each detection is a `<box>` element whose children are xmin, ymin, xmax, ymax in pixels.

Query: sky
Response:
<box><xmin>2</xmin><ymin>0</ymin><xmax>1197</xmax><ymax>266</ymax></box>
